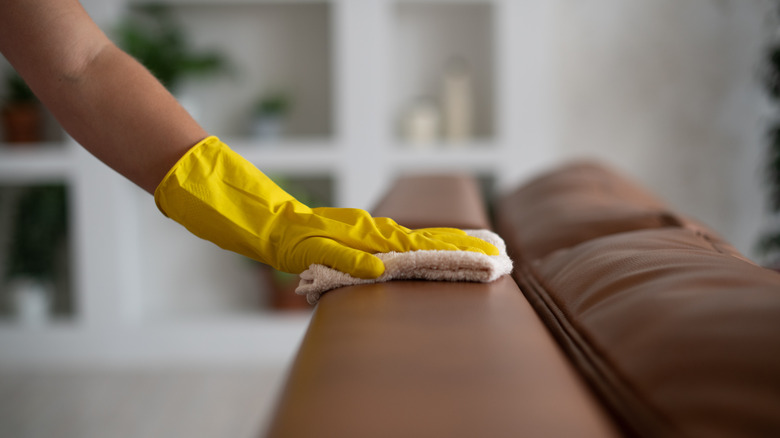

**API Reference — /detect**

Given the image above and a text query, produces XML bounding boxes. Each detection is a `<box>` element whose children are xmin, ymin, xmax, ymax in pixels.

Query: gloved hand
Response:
<box><xmin>155</xmin><ymin>136</ymin><xmax>499</xmax><ymax>279</ymax></box>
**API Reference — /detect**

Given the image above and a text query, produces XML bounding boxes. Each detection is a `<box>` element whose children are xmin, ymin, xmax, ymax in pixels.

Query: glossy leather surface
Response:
<box><xmin>371</xmin><ymin>174</ymin><xmax>491</xmax><ymax>230</ymax></box>
<box><xmin>496</xmin><ymin>161</ymin><xmax>679</xmax><ymax>264</ymax></box>
<box><xmin>264</xmin><ymin>174</ymin><xmax>620</xmax><ymax>438</ymax></box>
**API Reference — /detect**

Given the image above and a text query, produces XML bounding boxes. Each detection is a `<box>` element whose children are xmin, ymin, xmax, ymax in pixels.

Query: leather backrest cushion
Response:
<box><xmin>510</xmin><ymin>161</ymin><xmax>668</xmax><ymax>209</ymax></box>
<box><xmin>497</xmin><ymin>161</ymin><xmax>681</xmax><ymax>263</ymax></box>
<box><xmin>521</xmin><ymin>228</ymin><xmax>780</xmax><ymax>437</ymax></box>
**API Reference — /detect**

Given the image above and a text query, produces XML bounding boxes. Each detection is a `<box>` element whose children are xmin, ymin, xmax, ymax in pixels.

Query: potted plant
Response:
<box><xmin>1</xmin><ymin>70</ymin><xmax>42</xmax><ymax>144</ymax></box>
<box><xmin>251</xmin><ymin>92</ymin><xmax>292</xmax><ymax>140</ymax></box>
<box><xmin>3</xmin><ymin>185</ymin><xmax>68</xmax><ymax>324</ymax></box>
<box><xmin>115</xmin><ymin>4</ymin><xmax>228</xmax><ymax>94</ymax></box>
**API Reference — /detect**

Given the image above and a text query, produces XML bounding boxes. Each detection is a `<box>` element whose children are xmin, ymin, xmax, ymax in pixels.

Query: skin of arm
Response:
<box><xmin>0</xmin><ymin>0</ymin><xmax>208</xmax><ymax>194</ymax></box>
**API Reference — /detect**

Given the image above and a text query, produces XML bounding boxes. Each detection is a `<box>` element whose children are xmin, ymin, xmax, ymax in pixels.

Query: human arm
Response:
<box><xmin>0</xmin><ymin>0</ymin><xmax>205</xmax><ymax>193</ymax></box>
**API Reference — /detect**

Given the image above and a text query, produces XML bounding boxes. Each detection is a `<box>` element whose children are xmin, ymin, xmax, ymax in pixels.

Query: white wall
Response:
<box><xmin>550</xmin><ymin>0</ymin><xmax>770</xmax><ymax>259</ymax></box>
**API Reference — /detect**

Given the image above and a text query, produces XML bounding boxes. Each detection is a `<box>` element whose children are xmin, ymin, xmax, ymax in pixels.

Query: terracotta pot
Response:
<box><xmin>2</xmin><ymin>102</ymin><xmax>42</xmax><ymax>143</ymax></box>
<box><xmin>259</xmin><ymin>265</ymin><xmax>312</xmax><ymax>311</ymax></box>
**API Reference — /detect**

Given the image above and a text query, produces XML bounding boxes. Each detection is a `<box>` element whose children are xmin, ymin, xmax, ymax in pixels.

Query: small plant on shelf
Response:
<box><xmin>3</xmin><ymin>185</ymin><xmax>68</xmax><ymax>323</ymax></box>
<box><xmin>251</xmin><ymin>92</ymin><xmax>293</xmax><ymax>140</ymax></box>
<box><xmin>115</xmin><ymin>3</ymin><xmax>228</xmax><ymax>93</ymax></box>
<box><xmin>1</xmin><ymin>69</ymin><xmax>42</xmax><ymax>144</ymax></box>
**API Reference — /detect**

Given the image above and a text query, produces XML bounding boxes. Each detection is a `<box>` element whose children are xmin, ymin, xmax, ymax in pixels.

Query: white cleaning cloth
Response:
<box><xmin>296</xmin><ymin>229</ymin><xmax>513</xmax><ymax>305</ymax></box>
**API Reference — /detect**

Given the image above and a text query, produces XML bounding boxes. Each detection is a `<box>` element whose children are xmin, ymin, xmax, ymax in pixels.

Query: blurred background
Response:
<box><xmin>0</xmin><ymin>0</ymin><xmax>774</xmax><ymax>436</ymax></box>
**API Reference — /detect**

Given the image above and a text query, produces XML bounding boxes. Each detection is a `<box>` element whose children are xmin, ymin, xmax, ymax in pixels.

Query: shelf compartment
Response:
<box><xmin>127</xmin><ymin>2</ymin><xmax>335</xmax><ymax>140</ymax></box>
<box><xmin>392</xmin><ymin>1</ymin><xmax>495</xmax><ymax>144</ymax></box>
<box><xmin>0</xmin><ymin>183</ymin><xmax>74</xmax><ymax>324</ymax></box>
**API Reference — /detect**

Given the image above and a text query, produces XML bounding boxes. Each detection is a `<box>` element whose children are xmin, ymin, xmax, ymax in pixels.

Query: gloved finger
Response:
<box><xmin>368</xmin><ymin>216</ymin><xmax>413</xmax><ymax>233</ymax></box>
<box><xmin>294</xmin><ymin>236</ymin><xmax>386</xmax><ymax>279</ymax></box>
<box><xmin>306</xmin><ymin>207</ymin><xmax>497</xmax><ymax>256</ymax></box>
<box><xmin>415</xmin><ymin>230</ymin><xmax>500</xmax><ymax>256</ymax></box>
<box><xmin>311</xmin><ymin>208</ymin><xmax>416</xmax><ymax>234</ymax></box>
<box><xmin>348</xmin><ymin>226</ymin><xmax>497</xmax><ymax>255</ymax></box>
<box><xmin>310</xmin><ymin>207</ymin><xmax>374</xmax><ymax>226</ymax></box>
<box><xmin>413</xmin><ymin>227</ymin><xmax>468</xmax><ymax>235</ymax></box>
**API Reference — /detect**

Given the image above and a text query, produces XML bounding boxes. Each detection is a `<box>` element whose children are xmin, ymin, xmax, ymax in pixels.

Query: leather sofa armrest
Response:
<box><xmin>370</xmin><ymin>173</ymin><xmax>491</xmax><ymax>230</ymax></box>
<box><xmin>263</xmin><ymin>174</ymin><xmax>620</xmax><ymax>438</ymax></box>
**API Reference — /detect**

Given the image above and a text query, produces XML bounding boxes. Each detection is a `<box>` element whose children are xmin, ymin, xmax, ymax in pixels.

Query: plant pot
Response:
<box><xmin>259</xmin><ymin>265</ymin><xmax>311</xmax><ymax>311</ymax></box>
<box><xmin>1</xmin><ymin>102</ymin><xmax>42</xmax><ymax>143</ymax></box>
<box><xmin>7</xmin><ymin>277</ymin><xmax>52</xmax><ymax>325</ymax></box>
<box><xmin>252</xmin><ymin>115</ymin><xmax>286</xmax><ymax>141</ymax></box>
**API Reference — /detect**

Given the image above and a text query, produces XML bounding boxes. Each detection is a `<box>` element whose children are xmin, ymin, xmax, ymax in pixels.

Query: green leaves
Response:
<box><xmin>5</xmin><ymin>185</ymin><xmax>68</xmax><ymax>280</ymax></box>
<box><xmin>115</xmin><ymin>4</ymin><xmax>227</xmax><ymax>92</ymax></box>
<box><xmin>3</xmin><ymin>70</ymin><xmax>36</xmax><ymax>104</ymax></box>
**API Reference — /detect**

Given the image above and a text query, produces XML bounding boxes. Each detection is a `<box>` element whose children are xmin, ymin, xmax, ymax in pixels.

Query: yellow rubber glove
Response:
<box><xmin>155</xmin><ymin>136</ymin><xmax>499</xmax><ymax>279</ymax></box>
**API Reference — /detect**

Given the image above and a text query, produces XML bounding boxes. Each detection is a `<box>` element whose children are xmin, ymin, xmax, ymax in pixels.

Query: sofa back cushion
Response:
<box><xmin>496</xmin><ymin>162</ymin><xmax>682</xmax><ymax>264</ymax></box>
<box><xmin>515</xmin><ymin>228</ymin><xmax>780</xmax><ymax>437</ymax></box>
<box><xmin>498</xmin><ymin>161</ymin><xmax>780</xmax><ymax>437</ymax></box>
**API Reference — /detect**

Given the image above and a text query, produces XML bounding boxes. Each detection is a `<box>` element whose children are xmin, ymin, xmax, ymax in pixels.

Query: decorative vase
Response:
<box><xmin>252</xmin><ymin>114</ymin><xmax>286</xmax><ymax>141</ymax></box>
<box><xmin>441</xmin><ymin>57</ymin><xmax>474</xmax><ymax>144</ymax></box>
<box><xmin>402</xmin><ymin>97</ymin><xmax>440</xmax><ymax>147</ymax></box>
<box><xmin>7</xmin><ymin>277</ymin><xmax>52</xmax><ymax>325</ymax></box>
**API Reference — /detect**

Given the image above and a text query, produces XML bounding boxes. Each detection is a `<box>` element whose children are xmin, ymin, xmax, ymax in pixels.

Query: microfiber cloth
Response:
<box><xmin>295</xmin><ymin>229</ymin><xmax>513</xmax><ymax>304</ymax></box>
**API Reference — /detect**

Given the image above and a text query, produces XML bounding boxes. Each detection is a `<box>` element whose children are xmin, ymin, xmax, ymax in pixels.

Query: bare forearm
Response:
<box><xmin>0</xmin><ymin>0</ymin><xmax>207</xmax><ymax>193</ymax></box>
<box><xmin>39</xmin><ymin>43</ymin><xmax>208</xmax><ymax>193</ymax></box>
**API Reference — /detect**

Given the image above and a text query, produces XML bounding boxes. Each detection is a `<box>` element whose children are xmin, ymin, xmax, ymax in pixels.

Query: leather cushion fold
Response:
<box><xmin>520</xmin><ymin>228</ymin><xmax>780</xmax><ymax>437</ymax></box>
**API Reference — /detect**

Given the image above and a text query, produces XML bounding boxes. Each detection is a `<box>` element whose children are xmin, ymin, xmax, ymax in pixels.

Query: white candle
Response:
<box><xmin>442</xmin><ymin>57</ymin><xmax>473</xmax><ymax>143</ymax></box>
<box><xmin>403</xmin><ymin>97</ymin><xmax>441</xmax><ymax>147</ymax></box>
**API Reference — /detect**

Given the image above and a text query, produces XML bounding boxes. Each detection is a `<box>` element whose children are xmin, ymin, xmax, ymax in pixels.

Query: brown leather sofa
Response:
<box><xmin>265</xmin><ymin>162</ymin><xmax>780</xmax><ymax>438</ymax></box>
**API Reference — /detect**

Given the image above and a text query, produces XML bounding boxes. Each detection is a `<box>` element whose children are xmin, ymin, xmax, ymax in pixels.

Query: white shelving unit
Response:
<box><xmin>0</xmin><ymin>0</ymin><xmax>556</xmax><ymax>366</ymax></box>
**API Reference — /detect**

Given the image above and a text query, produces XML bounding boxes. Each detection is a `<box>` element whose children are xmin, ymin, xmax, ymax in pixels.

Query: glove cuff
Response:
<box><xmin>154</xmin><ymin>135</ymin><xmax>220</xmax><ymax>217</ymax></box>
<box><xmin>152</xmin><ymin>135</ymin><xmax>314</xmax><ymax>270</ymax></box>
